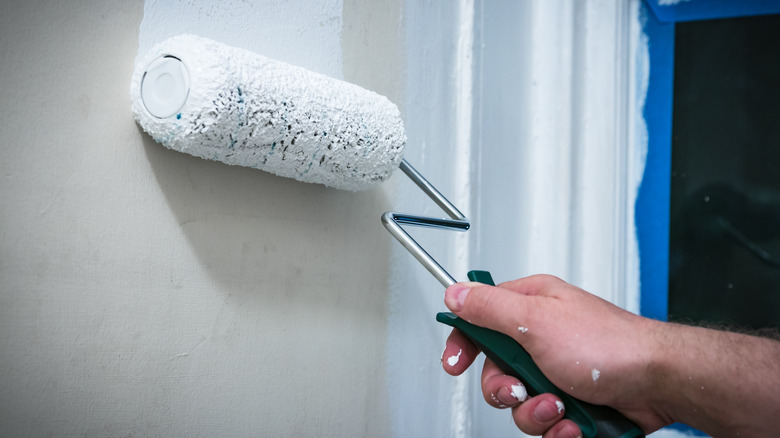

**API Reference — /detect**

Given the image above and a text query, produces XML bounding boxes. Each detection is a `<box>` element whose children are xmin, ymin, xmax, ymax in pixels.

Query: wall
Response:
<box><xmin>1</xmin><ymin>1</ymin><xmax>399</xmax><ymax>436</ymax></box>
<box><xmin>0</xmin><ymin>0</ymin><xmax>480</xmax><ymax>435</ymax></box>
<box><xmin>0</xmin><ymin>1</ymin><xmax>671</xmax><ymax>437</ymax></box>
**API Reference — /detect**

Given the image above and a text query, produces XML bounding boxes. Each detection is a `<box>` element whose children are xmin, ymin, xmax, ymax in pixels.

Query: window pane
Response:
<box><xmin>669</xmin><ymin>14</ymin><xmax>780</xmax><ymax>331</ymax></box>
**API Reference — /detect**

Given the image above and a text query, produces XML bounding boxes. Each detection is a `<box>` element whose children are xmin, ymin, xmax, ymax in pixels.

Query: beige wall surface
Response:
<box><xmin>0</xmin><ymin>2</ymin><xmax>396</xmax><ymax>436</ymax></box>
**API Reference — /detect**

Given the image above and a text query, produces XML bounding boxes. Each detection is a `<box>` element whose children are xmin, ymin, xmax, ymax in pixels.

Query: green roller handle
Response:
<box><xmin>436</xmin><ymin>270</ymin><xmax>644</xmax><ymax>438</ymax></box>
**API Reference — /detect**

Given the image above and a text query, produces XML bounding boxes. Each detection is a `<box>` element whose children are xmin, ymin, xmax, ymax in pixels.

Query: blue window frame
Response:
<box><xmin>639</xmin><ymin>0</ymin><xmax>780</xmax><ymax>321</ymax></box>
<box><xmin>637</xmin><ymin>0</ymin><xmax>780</xmax><ymax>434</ymax></box>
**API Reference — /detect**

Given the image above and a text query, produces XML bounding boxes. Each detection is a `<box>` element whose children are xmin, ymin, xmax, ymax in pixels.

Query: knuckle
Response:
<box><xmin>464</xmin><ymin>284</ymin><xmax>494</xmax><ymax>315</ymax></box>
<box><xmin>529</xmin><ymin>273</ymin><xmax>563</xmax><ymax>284</ymax></box>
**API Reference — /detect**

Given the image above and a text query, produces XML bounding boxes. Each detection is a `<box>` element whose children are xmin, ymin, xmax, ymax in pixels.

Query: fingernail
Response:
<box><xmin>534</xmin><ymin>399</ymin><xmax>564</xmax><ymax>423</ymax></box>
<box><xmin>444</xmin><ymin>284</ymin><xmax>471</xmax><ymax>312</ymax></box>
<box><xmin>497</xmin><ymin>383</ymin><xmax>527</xmax><ymax>405</ymax></box>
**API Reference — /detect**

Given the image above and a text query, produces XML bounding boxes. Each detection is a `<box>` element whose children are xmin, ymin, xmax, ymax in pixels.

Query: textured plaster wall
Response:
<box><xmin>0</xmin><ymin>1</ymin><xmax>404</xmax><ymax>436</ymax></box>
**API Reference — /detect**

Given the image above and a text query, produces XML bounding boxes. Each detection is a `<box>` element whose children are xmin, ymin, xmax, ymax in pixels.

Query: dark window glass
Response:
<box><xmin>669</xmin><ymin>14</ymin><xmax>780</xmax><ymax>331</ymax></box>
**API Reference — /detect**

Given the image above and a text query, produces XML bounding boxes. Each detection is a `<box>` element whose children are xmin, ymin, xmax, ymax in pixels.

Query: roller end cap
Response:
<box><xmin>140</xmin><ymin>56</ymin><xmax>189</xmax><ymax>119</ymax></box>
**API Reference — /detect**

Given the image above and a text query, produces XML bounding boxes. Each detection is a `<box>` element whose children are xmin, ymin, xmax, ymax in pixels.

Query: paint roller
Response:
<box><xmin>131</xmin><ymin>34</ymin><xmax>644</xmax><ymax>438</ymax></box>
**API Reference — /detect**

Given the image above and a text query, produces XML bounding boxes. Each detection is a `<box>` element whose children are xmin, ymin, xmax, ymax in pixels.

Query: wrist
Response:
<box><xmin>642</xmin><ymin>319</ymin><xmax>684</xmax><ymax>425</ymax></box>
<box><xmin>611</xmin><ymin>316</ymin><xmax>678</xmax><ymax>431</ymax></box>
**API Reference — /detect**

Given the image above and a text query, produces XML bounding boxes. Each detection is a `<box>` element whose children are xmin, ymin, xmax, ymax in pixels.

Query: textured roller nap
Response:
<box><xmin>131</xmin><ymin>34</ymin><xmax>405</xmax><ymax>191</ymax></box>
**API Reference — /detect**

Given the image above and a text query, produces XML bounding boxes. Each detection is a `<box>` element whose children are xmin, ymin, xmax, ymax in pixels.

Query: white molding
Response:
<box><xmin>450</xmin><ymin>1</ymin><xmax>476</xmax><ymax>438</ymax></box>
<box><xmin>471</xmin><ymin>0</ymin><xmax>641</xmax><ymax>305</ymax></box>
<box><xmin>469</xmin><ymin>0</ymin><xmax>644</xmax><ymax>435</ymax></box>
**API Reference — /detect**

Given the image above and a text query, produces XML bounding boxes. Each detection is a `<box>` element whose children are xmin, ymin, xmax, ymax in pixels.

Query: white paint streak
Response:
<box><xmin>450</xmin><ymin>375</ymin><xmax>470</xmax><ymax>438</ymax></box>
<box><xmin>451</xmin><ymin>0</ymin><xmax>474</xmax><ymax>282</ymax></box>
<box><xmin>517</xmin><ymin>326</ymin><xmax>529</xmax><ymax>333</ymax></box>
<box><xmin>556</xmin><ymin>400</ymin><xmax>565</xmax><ymax>414</ymax></box>
<box><xmin>447</xmin><ymin>349</ymin><xmax>463</xmax><ymax>367</ymax></box>
<box><xmin>591</xmin><ymin>368</ymin><xmax>600</xmax><ymax>382</ymax></box>
<box><xmin>449</xmin><ymin>2</ymin><xmax>474</xmax><ymax>438</ymax></box>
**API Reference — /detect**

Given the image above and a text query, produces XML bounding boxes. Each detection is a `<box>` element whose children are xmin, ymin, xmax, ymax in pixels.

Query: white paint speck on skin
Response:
<box><xmin>556</xmin><ymin>400</ymin><xmax>565</xmax><ymax>414</ymax></box>
<box><xmin>510</xmin><ymin>383</ymin><xmax>527</xmax><ymax>402</ymax></box>
<box><xmin>490</xmin><ymin>393</ymin><xmax>505</xmax><ymax>408</ymax></box>
<box><xmin>447</xmin><ymin>349</ymin><xmax>462</xmax><ymax>367</ymax></box>
<box><xmin>591</xmin><ymin>368</ymin><xmax>600</xmax><ymax>382</ymax></box>
<box><xmin>517</xmin><ymin>326</ymin><xmax>528</xmax><ymax>333</ymax></box>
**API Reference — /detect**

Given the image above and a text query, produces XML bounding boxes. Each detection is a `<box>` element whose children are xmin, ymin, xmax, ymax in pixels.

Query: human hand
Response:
<box><xmin>441</xmin><ymin>275</ymin><xmax>668</xmax><ymax>437</ymax></box>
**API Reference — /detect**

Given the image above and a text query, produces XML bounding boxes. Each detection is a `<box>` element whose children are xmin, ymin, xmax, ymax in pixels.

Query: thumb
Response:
<box><xmin>444</xmin><ymin>281</ymin><xmax>540</xmax><ymax>343</ymax></box>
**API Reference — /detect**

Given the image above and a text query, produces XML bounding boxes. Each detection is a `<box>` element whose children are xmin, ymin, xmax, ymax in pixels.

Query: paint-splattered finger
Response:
<box><xmin>442</xmin><ymin>328</ymin><xmax>479</xmax><ymax>376</ymax></box>
<box><xmin>481</xmin><ymin>358</ymin><xmax>527</xmax><ymax>409</ymax></box>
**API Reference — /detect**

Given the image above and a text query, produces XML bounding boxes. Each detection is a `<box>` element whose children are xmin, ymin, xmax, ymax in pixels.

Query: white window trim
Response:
<box><xmin>464</xmin><ymin>0</ymin><xmax>653</xmax><ymax>436</ymax></box>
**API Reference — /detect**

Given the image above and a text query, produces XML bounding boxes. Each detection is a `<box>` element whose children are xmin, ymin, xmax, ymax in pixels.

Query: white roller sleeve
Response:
<box><xmin>131</xmin><ymin>34</ymin><xmax>406</xmax><ymax>191</ymax></box>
